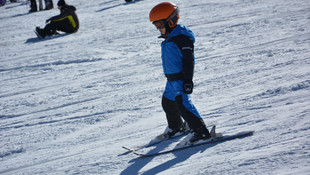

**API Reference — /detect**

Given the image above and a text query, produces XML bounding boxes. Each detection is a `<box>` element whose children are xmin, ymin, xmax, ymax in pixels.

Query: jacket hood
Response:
<box><xmin>61</xmin><ymin>5</ymin><xmax>76</xmax><ymax>12</ymax></box>
<box><xmin>166</xmin><ymin>25</ymin><xmax>195</xmax><ymax>43</ymax></box>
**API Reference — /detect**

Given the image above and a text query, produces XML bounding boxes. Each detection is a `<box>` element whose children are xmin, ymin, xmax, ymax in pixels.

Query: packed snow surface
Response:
<box><xmin>1</xmin><ymin>0</ymin><xmax>309</xmax><ymax>174</ymax></box>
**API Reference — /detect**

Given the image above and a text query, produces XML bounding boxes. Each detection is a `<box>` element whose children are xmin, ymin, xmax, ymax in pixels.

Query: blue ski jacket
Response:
<box><xmin>161</xmin><ymin>25</ymin><xmax>195</xmax><ymax>81</ymax></box>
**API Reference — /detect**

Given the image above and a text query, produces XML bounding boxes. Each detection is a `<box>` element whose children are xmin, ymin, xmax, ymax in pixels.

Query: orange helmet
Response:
<box><xmin>149</xmin><ymin>2</ymin><xmax>180</xmax><ymax>28</ymax></box>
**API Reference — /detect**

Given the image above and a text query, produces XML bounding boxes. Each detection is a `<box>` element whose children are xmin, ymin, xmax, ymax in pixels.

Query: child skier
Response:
<box><xmin>149</xmin><ymin>2</ymin><xmax>211</xmax><ymax>144</ymax></box>
<box><xmin>35</xmin><ymin>0</ymin><xmax>79</xmax><ymax>38</ymax></box>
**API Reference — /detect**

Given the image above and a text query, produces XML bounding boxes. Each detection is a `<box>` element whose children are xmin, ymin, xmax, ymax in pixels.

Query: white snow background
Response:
<box><xmin>1</xmin><ymin>0</ymin><xmax>310</xmax><ymax>174</ymax></box>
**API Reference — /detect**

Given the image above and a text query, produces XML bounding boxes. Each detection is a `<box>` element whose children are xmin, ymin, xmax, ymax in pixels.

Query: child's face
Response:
<box><xmin>153</xmin><ymin>20</ymin><xmax>166</xmax><ymax>35</ymax></box>
<box><xmin>158</xmin><ymin>27</ymin><xmax>166</xmax><ymax>35</ymax></box>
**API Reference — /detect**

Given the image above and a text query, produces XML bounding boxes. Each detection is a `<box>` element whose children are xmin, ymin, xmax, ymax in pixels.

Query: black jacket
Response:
<box><xmin>48</xmin><ymin>5</ymin><xmax>79</xmax><ymax>32</ymax></box>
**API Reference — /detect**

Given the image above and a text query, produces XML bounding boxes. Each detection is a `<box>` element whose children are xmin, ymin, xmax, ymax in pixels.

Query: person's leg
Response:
<box><xmin>43</xmin><ymin>22</ymin><xmax>58</xmax><ymax>36</ymax></box>
<box><xmin>162</xmin><ymin>96</ymin><xmax>183</xmax><ymax>131</ymax></box>
<box><xmin>29</xmin><ymin>0</ymin><xmax>37</xmax><ymax>12</ymax></box>
<box><xmin>43</xmin><ymin>20</ymin><xmax>74</xmax><ymax>36</ymax></box>
<box><xmin>175</xmin><ymin>94</ymin><xmax>205</xmax><ymax>130</ymax></box>
<box><xmin>170</xmin><ymin>80</ymin><xmax>211</xmax><ymax>142</ymax></box>
<box><xmin>162</xmin><ymin>81</ymin><xmax>184</xmax><ymax>136</ymax></box>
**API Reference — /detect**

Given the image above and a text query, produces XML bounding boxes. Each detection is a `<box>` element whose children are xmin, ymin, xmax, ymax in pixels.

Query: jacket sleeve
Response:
<box><xmin>48</xmin><ymin>12</ymin><xmax>68</xmax><ymax>22</ymax></box>
<box><xmin>168</xmin><ymin>35</ymin><xmax>195</xmax><ymax>81</ymax></box>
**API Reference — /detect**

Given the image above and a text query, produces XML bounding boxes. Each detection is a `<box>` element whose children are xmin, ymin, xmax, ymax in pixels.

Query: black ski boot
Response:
<box><xmin>35</xmin><ymin>27</ymin><xmax>46</xmax><ymax>38</ymax></box>
<box><xmin>189</xmin><ymin>125</ymin><xmax>211</xmax><ymax>143</ymax></box>
<box><xmin>166</xmin><ymin>122</ymin><xmax>189</xmax><ymax>137</ymax></box>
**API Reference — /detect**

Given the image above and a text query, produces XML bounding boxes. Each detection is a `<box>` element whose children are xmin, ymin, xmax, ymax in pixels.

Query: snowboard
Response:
<box><xmin>34</xmin><ymin>29</ymin><xmax>43</xmax><ymax>39</ymax></box>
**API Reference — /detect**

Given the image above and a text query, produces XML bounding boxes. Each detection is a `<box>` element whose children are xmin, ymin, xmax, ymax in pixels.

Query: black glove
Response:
<box><xmin>183</xmin><ymin>80</ymin><xmax>193</xmax><ymax>94</ymax></box>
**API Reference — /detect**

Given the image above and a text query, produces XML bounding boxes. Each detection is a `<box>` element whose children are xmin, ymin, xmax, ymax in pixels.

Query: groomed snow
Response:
<box><xmin>1</xmin><ymin>0</ymin><xmax>309</xmax><ymax>174</ymax></box>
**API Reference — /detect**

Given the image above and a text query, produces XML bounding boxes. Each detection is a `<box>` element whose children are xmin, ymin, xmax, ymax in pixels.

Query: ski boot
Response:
<box><xmin>189</xmin><ymin>125</ymin><xmax>211</xmax><ymax>143</ymax></box>
<box><xmin>35</xmin><ymin>27</ymin><xmax>46</xmax><ymax>39</ymax></box>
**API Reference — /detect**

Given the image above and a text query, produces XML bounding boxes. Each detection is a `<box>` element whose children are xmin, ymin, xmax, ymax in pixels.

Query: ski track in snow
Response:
<box><xmin>0</xmin><ymin>0</ymin><xmax>310</xmax><ymax>174</ymax></box>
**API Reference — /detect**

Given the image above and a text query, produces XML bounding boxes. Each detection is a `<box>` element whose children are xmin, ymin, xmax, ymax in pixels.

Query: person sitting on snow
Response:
<box><xmin>35</xmin><ymin>0</ymin><xmax>79</xmax><ymax>38</ymax></box>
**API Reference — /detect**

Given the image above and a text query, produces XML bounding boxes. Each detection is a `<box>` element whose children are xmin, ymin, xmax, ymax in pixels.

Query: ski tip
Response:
<box><xmin>239</xmin><ymin>130</ymin><xmax>255</xmax><ymax>136</ymax></box>
<box><xmin>249</xmin><ymin>130</ymin><xmax>255</xmax><ymax>135</ymax></box>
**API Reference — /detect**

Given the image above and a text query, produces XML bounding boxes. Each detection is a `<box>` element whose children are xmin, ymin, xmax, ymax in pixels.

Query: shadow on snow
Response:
<box><xmin>120</xmin><ymin>139</ymin><xmax>219</xmax><ymax>175</ymax></box>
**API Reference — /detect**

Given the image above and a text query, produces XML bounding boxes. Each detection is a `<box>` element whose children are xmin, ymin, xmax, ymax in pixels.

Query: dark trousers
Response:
<box><xmin>161</xmin><ymin>80</ymin><xmax>205</xmax><ymax>131</ymax></box>
<box><xmin>30</xmin><ymin>0</ymin><xmax>37</xmax><ymax>10</ymax></box>
<box><xmin>30</xmin><ymin>0</ymin><xmax>53</xmax><ymax>11</ymax></box>
<box><xmin>44</xmin><ymin>20</ymin><xmax>75</xmax><ymax>36</ymax></box>
<box><xmin>162</xmin><ymin>95</ymin><xmax>205</xmax><ymax>131</ymax></box>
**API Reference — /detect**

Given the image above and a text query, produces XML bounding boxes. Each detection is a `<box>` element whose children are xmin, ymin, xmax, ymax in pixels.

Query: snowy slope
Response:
<box><xmin>1</xmin><ymin>0</ymin><xmax>310</xmax><ymax>174</ymax></box>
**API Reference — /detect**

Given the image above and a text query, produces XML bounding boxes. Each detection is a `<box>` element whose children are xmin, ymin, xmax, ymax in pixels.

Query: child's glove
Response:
<box><xmin>183</xmin><ymin>80</ymin><xmax>193</xmax><ymax>94</ymax></box>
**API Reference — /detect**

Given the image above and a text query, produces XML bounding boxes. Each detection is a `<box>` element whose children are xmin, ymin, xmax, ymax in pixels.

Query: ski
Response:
<box><xmin>131</xmin><ymin>130</ymin><xmax>254</xmax><ymax>158</ymax></box>
<box><xmin>122</xmin><ymin>125</ymin><xmax>215</xmax><ymax>155</ymax></box>
<box><xmin>122</xmin><ymin>131</ymin><xmax>189</xmax><ymax>154</ymax></box>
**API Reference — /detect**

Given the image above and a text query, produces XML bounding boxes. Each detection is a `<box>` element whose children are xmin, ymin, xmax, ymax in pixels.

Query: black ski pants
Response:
<box><xmin>43</xmin><ymin>20</ymin><xmax>76</xmax><ymax>36</ymax></box>
<box><xmin>162</xmin><ymin>95</ymin><xmax>205</xmax><ymax>131</ymax></box>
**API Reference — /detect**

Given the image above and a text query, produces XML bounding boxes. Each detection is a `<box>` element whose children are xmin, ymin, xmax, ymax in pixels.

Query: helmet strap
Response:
<box><xmin>167</xmin><ymin>7</ymin><xmax>179</xmax><ymax>28</ymax></box>
<box><xmin>167</xmin><ymin>7</ymin><xmax>179</xmax><ymax>22</ymax></box>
